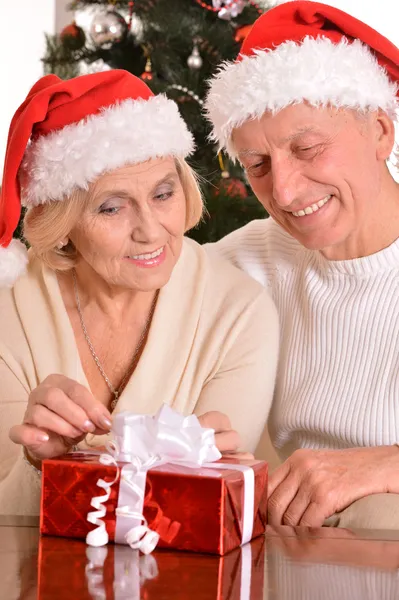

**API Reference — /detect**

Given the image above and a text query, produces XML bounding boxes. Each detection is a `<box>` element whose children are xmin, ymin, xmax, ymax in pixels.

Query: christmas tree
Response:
<box><xmin>42</xmin><ymin>0</ymin><xmax>270</xmax><ymax>243</ymax></box>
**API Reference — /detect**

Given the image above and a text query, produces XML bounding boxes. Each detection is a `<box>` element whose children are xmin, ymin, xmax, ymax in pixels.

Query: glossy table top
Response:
<box><xmin>2</xmin><ymin>515</ymin><xmax>399</xmax><ymax>599</ymax></box>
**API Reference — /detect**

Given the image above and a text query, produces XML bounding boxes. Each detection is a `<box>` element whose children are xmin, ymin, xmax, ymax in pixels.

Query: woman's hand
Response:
<box><xmin>198</xmin><ymin>411</ymin><xmax>254</xmax><ymax>460</ymax></box>
<box><xmin>9</xmin><ymin>374</ymin><xmax>112</xmax><ymax>464</ymax></box>
<box><xmin>268</xmin><ymin>446</ymin><xmax>399</xmax><ymax>527</ymax></box>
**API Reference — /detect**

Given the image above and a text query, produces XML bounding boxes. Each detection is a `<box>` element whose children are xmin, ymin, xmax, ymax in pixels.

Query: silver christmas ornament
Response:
<box><xmin>187</xmin><ymin>45</ymin><xmax>203</xmax><ymax>70</ymax></box>
<box><xmin>90</xmin><ymin>10</ymin><xmax>128</xmax><ymax>49</ymax></box>
<box><xmin>130</xmin><ymin>14</ymin><xmax>144</xmax><ymax>42</ymax></box>
<box><xmin>79</xmin><ymin>59</ymin><xmax>112</xmax><ymax>75</ymax></box>
<box><xmin>212</xmin><ymin>0</ymin><xmax>246</xmax><ymax>20</ymax></box>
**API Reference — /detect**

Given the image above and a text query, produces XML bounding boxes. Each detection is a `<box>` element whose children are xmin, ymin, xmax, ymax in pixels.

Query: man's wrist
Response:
<box><xmin>381</xmin><ymin>444</ymin><xmax>399</xmax><ymax>494</ymax></box>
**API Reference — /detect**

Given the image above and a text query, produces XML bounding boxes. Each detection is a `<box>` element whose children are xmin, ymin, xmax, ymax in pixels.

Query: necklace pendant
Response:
<box><xmin>110</xmin><ymin>392</ymin><xmax>119</xmax><ymax>411</ymax></box>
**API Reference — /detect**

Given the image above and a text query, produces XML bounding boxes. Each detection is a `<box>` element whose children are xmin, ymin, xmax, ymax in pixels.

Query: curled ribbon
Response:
<box><xmin>86</xmin><ymin>450</ymin><xmax>120</xmax><ymax>548</ymax></box>
<box><xmin>86</xmin><ymin>446</ymin><xmax>160</xmax><ymax>553</ymax></box>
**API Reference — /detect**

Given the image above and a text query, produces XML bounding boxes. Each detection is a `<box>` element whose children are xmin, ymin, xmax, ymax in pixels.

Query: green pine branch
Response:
<box><xmin>39</xmin><ymin>0</ymin><xmax>269</xmax><ymax>243</ymax></box>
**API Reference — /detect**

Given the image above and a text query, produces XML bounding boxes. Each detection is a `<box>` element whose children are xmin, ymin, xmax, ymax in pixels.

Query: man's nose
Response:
<box><xmin>271</xmin><ymin>157</ymin><xmax>304</xmax><ymax>208</ymax></box>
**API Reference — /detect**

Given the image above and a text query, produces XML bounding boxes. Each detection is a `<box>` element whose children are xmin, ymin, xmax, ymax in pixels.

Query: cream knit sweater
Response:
<box><xmin>0</xmin><ymin>237</ymin><xmax>279</xmax><ymax>515</ymax></box>
<box><xmin>209</xmin><ymin>218</ymin><xmax>399</xmax><ymax>461</ymax></box>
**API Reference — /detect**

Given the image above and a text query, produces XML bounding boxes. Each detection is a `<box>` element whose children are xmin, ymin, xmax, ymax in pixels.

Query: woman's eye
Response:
<box><xmin>99</xmin><ymin>206</ymin><xmax>119</xmax><ymax>215</ymax></box>
<box><xmin>155</xmin><ymin>191</ymin><xmax>173</xmax><ymax>201</ymax></box>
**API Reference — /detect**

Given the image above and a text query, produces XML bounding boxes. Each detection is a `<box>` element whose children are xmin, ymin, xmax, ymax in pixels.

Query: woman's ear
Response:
<box><xmin>375</xmin><ymin>109</ymin><xmax>396</xmax><ymax>162</ymax></box>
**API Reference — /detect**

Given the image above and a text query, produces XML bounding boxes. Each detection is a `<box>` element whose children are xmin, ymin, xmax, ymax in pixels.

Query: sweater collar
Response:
<box><xmin>315</xmin><ymin>236</ymin><xmax>399</xmax><ymax>276</ymax></box>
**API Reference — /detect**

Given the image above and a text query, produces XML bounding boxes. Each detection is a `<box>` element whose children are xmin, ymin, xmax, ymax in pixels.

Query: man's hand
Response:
<box><xmin>268</xmin><ymin>446</ymin><xmax>399</xmax><ymax>527</ymax></box>
<box><xmin>267</xmin><ymin>525</ymin><xmax>399</xmax><ymax>570</ymax></box>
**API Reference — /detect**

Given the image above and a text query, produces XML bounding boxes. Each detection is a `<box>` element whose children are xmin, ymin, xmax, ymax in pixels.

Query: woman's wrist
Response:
<box><xmin>22</xmin><ymin>443</ymin><xmax>81</xmax><ymax>476</ymax></box>
<box><xmin>22</xmin><ymin>447</ymin><xmax>42</xmax><ymax>475</ymax></box>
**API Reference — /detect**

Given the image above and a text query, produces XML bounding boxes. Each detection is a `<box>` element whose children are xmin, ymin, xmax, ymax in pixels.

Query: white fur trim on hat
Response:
<box><xmin>19</xmin><ymin>95</ymin><xmax>195</xmax><ymax>206</ymax></box>
<box><xmin>205</xmin><ymin>37</ymin><xmax>398</xmax><ymax>155</ymax></box>
<box><xmin>0</xmin><ymin>239</ymin><xmax>28</xmax><ymax>288</ymax></box>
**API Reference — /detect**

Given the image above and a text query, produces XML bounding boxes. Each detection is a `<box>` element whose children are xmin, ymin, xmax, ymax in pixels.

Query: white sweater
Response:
<box><xmin>208</xmin><ymin>218</ymin><xmax>399</xmax><ymax>461</ymax></box>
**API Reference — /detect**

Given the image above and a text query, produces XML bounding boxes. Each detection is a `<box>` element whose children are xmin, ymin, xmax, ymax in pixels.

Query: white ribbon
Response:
<box><xmin>204</xmin><ymin>462</ymin><xmax>255</xmax><ymax>545</ymax></box>
<box><xmin>86</xmin><ymin>404</ymin><xmax>255</xmax><ymax>553</ymax></box>
<box><xmin>240</xmin><ymin>543</ymin><xmax>253</xmax><ymax>600</ymax></box>
<box><xmin>85</xmin><ymin>546</ymin><xmax>108</xmax><ymax>600</ymax></box>
<box><xmin>85</xmin><ymin>533</ymin><xmax>253</xmax><ymax>600</ymax></box>
<box><xmin>85</xmin><ymin>544</ymin><xmax>158</xmax><ymax>600</ymax></box>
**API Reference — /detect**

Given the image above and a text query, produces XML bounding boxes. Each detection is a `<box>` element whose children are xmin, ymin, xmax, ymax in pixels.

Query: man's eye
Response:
<box><xmin>247</xmin><ymin>159</ymin><xmax>271</xmax><ymax>177</ymax></box>
<box><xmin>296</xmin><ymin>145</ymin><xmax>321</xmax><ymax>158</ymax></box>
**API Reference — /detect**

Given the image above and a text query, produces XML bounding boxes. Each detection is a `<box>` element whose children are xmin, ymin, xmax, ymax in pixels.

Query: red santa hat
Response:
<box><xmin>0</xmin><ymin>69</ymin><xmax>195</xmax><ymax>288</ymax></box>
<box><xmin>205</xmin><ymin>1</ymin><xmax>399</xmax><ymax>156</ymax></box>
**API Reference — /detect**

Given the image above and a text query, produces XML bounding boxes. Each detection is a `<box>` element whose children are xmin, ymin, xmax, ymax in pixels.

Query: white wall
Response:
<box><xmin>0</xmin><ymin>0</ymin><xmax>72</xmax><ymax>174</ymax></box>
<box><xmin>55</xmin><ymin>0</ymin><xmax>72</xmax><ymax>35</ymax></box>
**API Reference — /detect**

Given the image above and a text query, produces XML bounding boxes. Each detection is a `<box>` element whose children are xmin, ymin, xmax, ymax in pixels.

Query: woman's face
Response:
<box><xmin>69</xmin><ymin>157</ymin><xmax>187</xmax><ymax>291</ymax></box>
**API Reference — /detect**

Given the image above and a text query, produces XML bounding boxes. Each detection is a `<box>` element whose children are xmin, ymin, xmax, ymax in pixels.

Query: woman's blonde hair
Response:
<box><xmin>23</xmin><ymin>157</ymin><xmax>203</xmax><ymax>272</ymax></box>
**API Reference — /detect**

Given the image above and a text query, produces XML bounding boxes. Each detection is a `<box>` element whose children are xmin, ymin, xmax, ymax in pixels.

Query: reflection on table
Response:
<box><xmin>1</xmin><ymin>515</ymin><xmax>399</xmax><ymax>599</ymax></box>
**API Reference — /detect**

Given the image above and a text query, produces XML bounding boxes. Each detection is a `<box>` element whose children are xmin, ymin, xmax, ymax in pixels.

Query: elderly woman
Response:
<box><xmin>205</xmin><ymin>1</ymin><xmax>399</xmax><ymax>529</ymax></box>
<box><xmin>0</xmin><ymin>70</ymin><xmax>279</xmax><ymax>515</ymax></box>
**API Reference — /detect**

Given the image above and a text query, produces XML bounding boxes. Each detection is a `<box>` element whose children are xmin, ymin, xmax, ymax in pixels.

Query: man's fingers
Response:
<box><xmin>268</xmin><ymin>474</ymin><xmax>300</xmax><ymax>526</ymax></box>
<box><xmin>299</xmin><ymin>501</ymin><xmax>327</xmax><ymax>528</ymax></box>
<box><xmin>283</xmin><ymin>489</ymin><xmax>312</xmax><ymax>526</ymax></box>
<box><xmin>268</xmin><ymin>460</ymin><xmax>291</xmax><ymax>497</ymax></box>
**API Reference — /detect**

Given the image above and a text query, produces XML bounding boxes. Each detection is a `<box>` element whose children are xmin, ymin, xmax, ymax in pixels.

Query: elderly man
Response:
<box><xmin>205</xmin><ymin>1</ymin><xmax>399</xmax><ymax>529</ymax></box>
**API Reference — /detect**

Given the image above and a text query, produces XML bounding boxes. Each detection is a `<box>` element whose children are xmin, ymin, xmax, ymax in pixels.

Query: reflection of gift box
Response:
<box><xmin>40</xmin><ymin>452</ymin><xmax>268</xmax><ymax>555</ymax></box>
<box><xmin>37</xmin><ymin>533</ymin><xmax>265</xmax><ymax>599</ymax></box>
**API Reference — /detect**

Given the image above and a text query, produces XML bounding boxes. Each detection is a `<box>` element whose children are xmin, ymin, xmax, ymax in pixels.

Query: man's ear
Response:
<box><xmin>375</xmin><ymin>108</ymin><xmax>396</xmax><ymax>162</ymax></box>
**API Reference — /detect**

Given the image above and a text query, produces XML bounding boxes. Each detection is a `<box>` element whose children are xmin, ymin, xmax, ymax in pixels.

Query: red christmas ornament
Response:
<box><xmin>60</xmin><ymin>21</ymin><xmax>86</xmax><ymax>50</ymax></box>
<box><xmin>141</xmin><ymin>57</ymin><xmax>154</xmax><ymax>81</ymax></box>
<box><xmin>216</xmin><ymin>177</ymin><xmax>248</xmax><ymax>199</ymax></box>
<box><xmin>235</xmin><ymin>24</ymin><xmax>252</xmax><ymax>43</ymax></box>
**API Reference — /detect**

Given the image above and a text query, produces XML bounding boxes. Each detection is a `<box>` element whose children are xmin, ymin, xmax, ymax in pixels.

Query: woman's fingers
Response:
<box><xmin>30</xmin><ymin>374</ymin><xmax>112</xmax><ymax>433</ymax></box>
<box><xmin>9</xmin><ymin>423</ymin><xmax>85</xmax><ymax>462</ymax></box>
<box><xmin>54</xmin><ymin>376</ymin><xmax>112</xmax><ymax>431</ymax></box>
<box><xmin>198</xmin><ymin>411</ymin><xmax>231</xmax><ymax>433</ymax></box>
<box><xmin>9</xmin><ymin>375</ymin><xmax>113</xmax><ymax>461</ymax></box>
<box><xmin>214</xmin><ymin>430</ymin><xmax>241</xmax><ymax>453</ymax></box>
<box><xmin>9</xmin><ymin>423</ymin><xmax>50</xmax><ymax>447</ymax></box>
<box><xmin>198</xmin><ymin>411</ymin><xmax>242</xmax><ymax>453</ymax></box>
<box><xmin>221</xmin><ymin>451</ymin><xmax>254</xmax><ymax>460</ymax></box>
<box><xmin>24</xmin><ymin>404</ymin><xmax>84</xmax><ymax>439</ymax></box>
<box><xmin>31</xmin><ymin>386</ymin><xmax>96</xmax><ymax>433</ymax></box>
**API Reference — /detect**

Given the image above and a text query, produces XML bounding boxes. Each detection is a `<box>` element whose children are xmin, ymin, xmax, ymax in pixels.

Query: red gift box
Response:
<box><xmin>40</xmin><ymin>452</ymin><xmax>268</xmax><ymax>555</ymax></box>
<box><xmin>37</xmin><ymin>533</ymin><xmax>265</xmax><ymax>599</ymax></box>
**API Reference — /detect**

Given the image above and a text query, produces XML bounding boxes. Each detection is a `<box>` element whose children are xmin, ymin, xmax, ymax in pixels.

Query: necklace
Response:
<box><xmin>72</xmin><ymin>269</ymin><xmax>157</xmax><ymax>411</ymax></box>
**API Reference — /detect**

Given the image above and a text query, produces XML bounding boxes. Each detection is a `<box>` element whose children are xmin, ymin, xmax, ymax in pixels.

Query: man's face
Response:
<box><xmin>232</xmin><ymin>103</ymin><xmax>390</xmax><ymax>258</ymax></box>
